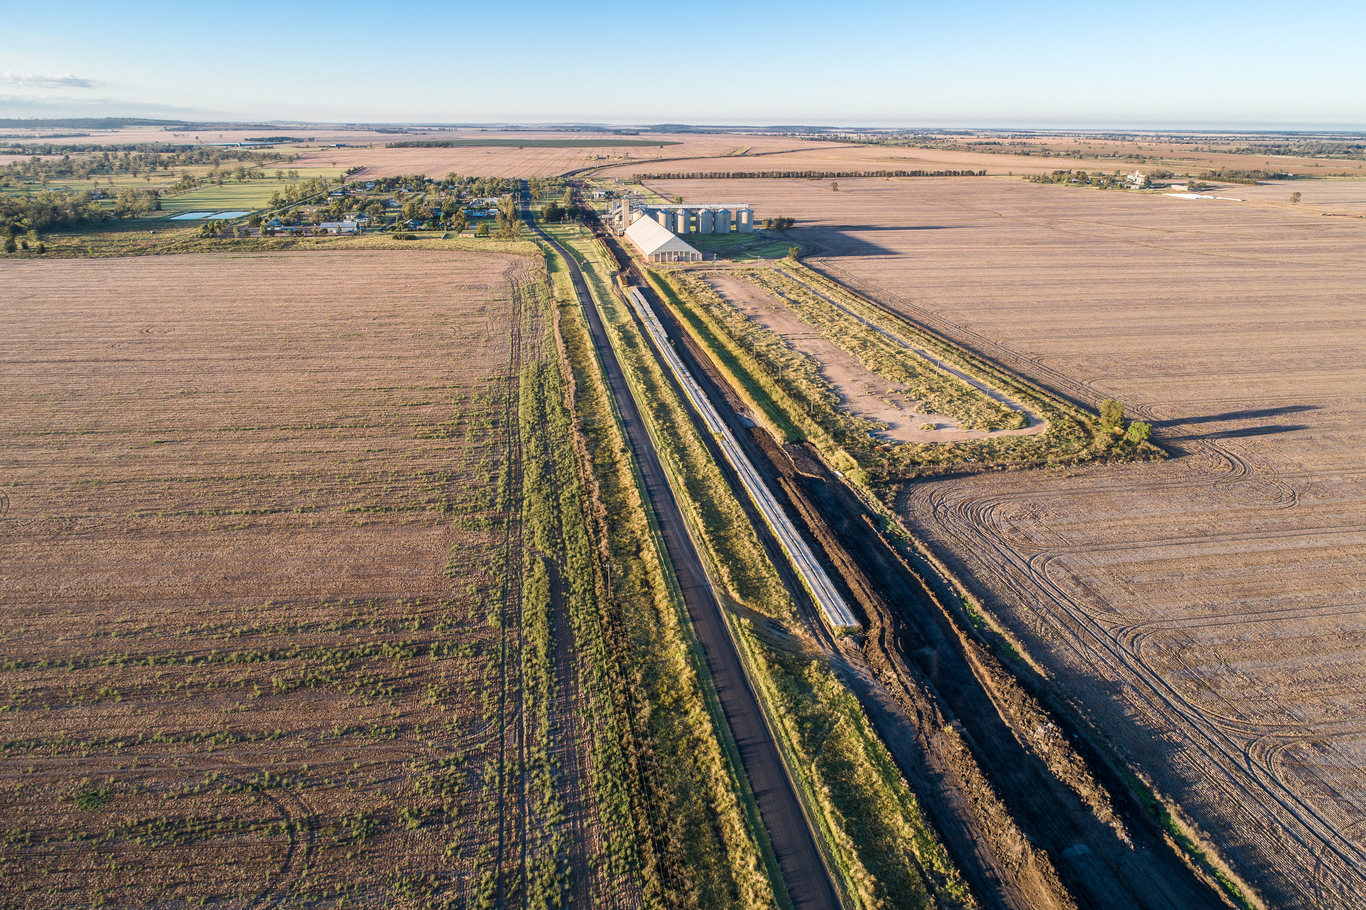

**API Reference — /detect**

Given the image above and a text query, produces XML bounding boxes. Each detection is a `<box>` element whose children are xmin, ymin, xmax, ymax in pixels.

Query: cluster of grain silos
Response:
<box><xmin>640</xmin><ymin>203</ymin><xmax>755</xmax><ymax>234</ymax></box>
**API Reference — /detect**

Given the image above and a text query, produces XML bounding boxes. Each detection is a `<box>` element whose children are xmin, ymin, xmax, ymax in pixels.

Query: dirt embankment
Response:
<box><xmin>752</xmin><ymin>430</ymin><xmax>1232</xmax><ymax>910</ymax></box>
<box><xmin>648</xmin><ymin>272</ymin><xmax>1231</xmax><ymax>908</ymax></box>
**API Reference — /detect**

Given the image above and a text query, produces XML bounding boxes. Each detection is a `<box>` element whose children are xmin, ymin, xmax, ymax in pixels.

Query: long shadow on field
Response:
<box><xmin>823</xmin><ymin>224</ymin><xmax>965</xmax><ymax>231</ymax></box>
<box><xmin>1153</xmin><ymin>404</ymin><xmax>1319</xmax><ymax>428</ymax></box>
<box><xmin>797</xmin><ymin>225</ymin><xmax>956</xmax><ymax>256</ymax></box>
<box><xmin>1174</xmin><ymin>423</ymin><xmax>1311</xmax><ymax>441</ymax></box>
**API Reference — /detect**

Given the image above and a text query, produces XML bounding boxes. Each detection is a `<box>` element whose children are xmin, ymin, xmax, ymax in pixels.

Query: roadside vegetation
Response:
<box><xmin>544</xmin><ymin>239</ymin><xmax>781</xmax><ymax>909</ymax></box>
<box><xmin>546</xmin><ymin>222</ymin><xmax>975</xmax><ymax>910</ymax></box>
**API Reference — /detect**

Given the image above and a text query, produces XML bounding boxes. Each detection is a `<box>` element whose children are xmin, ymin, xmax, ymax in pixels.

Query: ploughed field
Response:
<box><xmin>654</xmin><ymin>175</ymin><xmax>1366</xmax><ymax>909</ymax></box>
<box><xmin>600</xmin><ymin>138</ymin><xmax>1366</xmax><ymax>179</ymax></box>
<box><xmin>0</xmin><ymin>252</ymin><xmax>545</xmax><ymax>907</ymax></box>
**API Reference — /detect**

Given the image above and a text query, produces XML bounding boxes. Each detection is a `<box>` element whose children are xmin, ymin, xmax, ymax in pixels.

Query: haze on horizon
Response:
<box><xmin>3</xmin><ymin>0</ymin><xmax>1364</xmax><ymax>130</ymax></box>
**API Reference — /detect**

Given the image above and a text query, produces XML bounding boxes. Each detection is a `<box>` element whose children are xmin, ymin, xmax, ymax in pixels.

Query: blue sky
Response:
<box><xmin>3</xmin><ymin>0</ymin><xmax>1364</xmax><ymax>128</ymax></box>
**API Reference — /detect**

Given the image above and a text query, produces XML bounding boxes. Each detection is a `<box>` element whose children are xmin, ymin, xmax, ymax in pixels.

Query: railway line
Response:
<box><xmin>524</xmin><ymin>199</ymin><xmax>843</xmax><ymax>910</ymax></box>
<box><xmin>619</xmin><ymin>283</ymin><xmax>860</xmax><ymax>634</ymax></box>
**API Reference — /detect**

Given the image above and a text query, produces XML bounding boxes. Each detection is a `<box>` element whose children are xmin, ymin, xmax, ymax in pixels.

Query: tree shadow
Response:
<box><xmin>796</xmin><ymin>225</ymin><xmax>960</xmax><ymax>258</ymax></box>
<box><xmin>1170</xmin><ymin>424</ymin><xmax>1310</xmax><ymax>441</ymax></box>
<box><xmin>1152</xmin><ymin>405</ymin><xmax>1319</xmax><ymax>428</ymax></box>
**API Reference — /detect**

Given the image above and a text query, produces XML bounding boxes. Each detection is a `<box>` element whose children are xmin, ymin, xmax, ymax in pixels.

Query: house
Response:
<box><xmin>320</xmin><ymin>221</ymin><xmax>360</xmax><ymax>234</ymax></box>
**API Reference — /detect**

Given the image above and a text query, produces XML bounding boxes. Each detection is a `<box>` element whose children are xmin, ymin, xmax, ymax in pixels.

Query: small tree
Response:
<box><xmin>831</xmin><ymin>181</ymin><xmax>838</xmax><ymax>191</ymax></box>
<box><xmin>673</xmin><ymin>196</ymin><xmax>683</xmax><ymax>204</ymax></box>
<box><xmin>475</xmin><ymin>221</ymin><xmax>491</xmax><ymax>238</ymax></box>
<box><xmin>1291</xmin><ymin>191</ymin><xmax>1302</xmax><ymax>204</ymax></box>
<box><xmin>3</xmin><ymin>236</ymin><xmax>16</xmax><ymax>254</ymax></box>
<box><xmin>787</xmin><ymin>246</ymin><xmax>799</xmax><ymax>259</ymax></box>
<box><xmin>1099</xmin><ymin>399</ymin><xmax>1125</xmax><ymax>431</ymax></box>
<box><xmin>1126</xmin><ymin>421</ymin><xmax>1152</xmax><ymax>444</ymax></box>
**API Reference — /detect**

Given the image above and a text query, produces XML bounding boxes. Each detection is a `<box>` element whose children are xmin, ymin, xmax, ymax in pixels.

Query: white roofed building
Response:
<box><xmin>624</xmin><ymin>212</ymin><xmax>702</xmax><ymax>262</ymax></box>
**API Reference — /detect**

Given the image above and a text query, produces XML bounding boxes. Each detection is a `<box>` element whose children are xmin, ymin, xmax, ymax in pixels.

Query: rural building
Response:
<box><xmin>319</xmin><ymin>221</ymin><xmax>360</xmax><ymax>234</ymax></box>
<box><xmin>625</xmin><ymin>212</ymin><xmax>702</xmax><ymax>262</ymax></box>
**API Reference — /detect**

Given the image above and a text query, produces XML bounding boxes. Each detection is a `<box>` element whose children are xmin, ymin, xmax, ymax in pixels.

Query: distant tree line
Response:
<box><xmin>0</xmin><ymin>185</ymin><xmax>166</xmax><ymax>240</ymax></box>
<box><xmin>1198</xmin><ymin>168</ymin><xmax>1296</xmax><ymax>185</ymax></box>
<box><xmin>385</xmin><ymin>138</ymin><xmax>678</xmax><ymax>149</ymax></box>
<box><xmin>0</xmin><ymin>147</ymin><xmax>285</xmax><ymax>185</ymax></box>
<box><xmin>1228</xmin><ymin>141</ymin><xmax>1365</xmax><ymax>160</ymax></box>
<box><xmin>0</xmin><ymin>132</ymin><xmax>90</xmax><ymax>141</ymax></box>
<box><xmin>1</xmin><ymin>190</ymin><xmax>106</xmax><ymax>239</ymax></box>
<box><xmin>635</xmin><ymin>169</ymin><xmax>988</xmax><ymax>179</ymax></box>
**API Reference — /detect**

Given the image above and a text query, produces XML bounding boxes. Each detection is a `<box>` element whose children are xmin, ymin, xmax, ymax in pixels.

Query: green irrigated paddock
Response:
<box><xmin>158</xmin><ymin>183</ymin><xmax>282</xmax><ymax>214</ymax></box>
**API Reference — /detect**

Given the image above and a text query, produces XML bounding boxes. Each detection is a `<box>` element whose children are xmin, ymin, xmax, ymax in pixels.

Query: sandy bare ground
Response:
<box><xmin>0</xmin><ymin>251</ymin><xmax>552</xmax><ymax>907</ymax></box>
<box><xmin>645</xmin><ymin>176</ymin><xmax>1366</xmax><ymax>908</ymax></box>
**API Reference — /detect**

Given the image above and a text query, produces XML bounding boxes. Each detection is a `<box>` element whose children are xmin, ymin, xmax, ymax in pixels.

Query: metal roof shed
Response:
<box><xmin>625</xmin><ymin>213</ymin><xmax>702</xmax><ymax>262</ymax></box>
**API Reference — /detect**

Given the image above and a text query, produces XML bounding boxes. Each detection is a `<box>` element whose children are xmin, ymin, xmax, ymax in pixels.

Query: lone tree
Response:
<box><xmin>1292</xmin><ymin>191</ymin><xmax>1302</xmax><ymax>203</ymax></box>
<box><xmin>1126</xmin><ymin>421</ymin><xmax>1152</xmax><ymax>444</ymax></box>
<box><xmin>831</xmin><ymin>181</ymin><xmax>839</xmax><ymax>191</ymax></box>
<box><xmin>1099</xmin><ymin>398</ymin><xmax>1125</xmax><ymax>431</ymax></box>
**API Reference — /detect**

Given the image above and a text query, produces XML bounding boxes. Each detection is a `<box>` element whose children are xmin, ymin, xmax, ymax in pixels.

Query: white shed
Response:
<box><xmin>625</xmin><ymin>214</ymin><xmax>702</xmax><ymax>262</ymax></box>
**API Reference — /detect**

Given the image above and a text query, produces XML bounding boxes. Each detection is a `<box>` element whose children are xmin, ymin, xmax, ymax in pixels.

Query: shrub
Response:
<box><xmin>1099</xmin><ymin>398</ymin><xmax>1125</xmax><ymax>430</ymax></box>
<box><xmin>1126</xmin><ymin>421</ymin><xmax>1152</xmax><ymax>444</ymax></box>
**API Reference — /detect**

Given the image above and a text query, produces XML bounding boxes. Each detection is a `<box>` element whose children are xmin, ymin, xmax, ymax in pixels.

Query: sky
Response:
<box><xmin>3</xmin><ymin>0</ymin><xmax>1365</xmax><ymax>130</ymax></box>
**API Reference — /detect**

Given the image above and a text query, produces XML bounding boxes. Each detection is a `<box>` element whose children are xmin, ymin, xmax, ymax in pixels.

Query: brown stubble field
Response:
<box><xmin>291</xmin><ymin>132</ymin><xmax>817</xmax><ymax>179</ymax></box>
<box><xmin>0</xmin><ymin>251</ymin><xmax>546</xmax><ymax>907</ymax></box>
<box><xmin>651</xmin><ymin>175</ymin><xmax>1366</xmax><ymax>908</ymax></box>
<box><xmin>598</xmin><ymin>137</ymin><xmax>1366</xmax><ymax>179</ymax></box>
